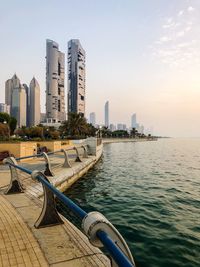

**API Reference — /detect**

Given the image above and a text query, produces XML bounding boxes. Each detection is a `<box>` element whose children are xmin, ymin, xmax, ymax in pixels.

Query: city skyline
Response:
<box><xmin>1</xmin><ymin>0</ymin><xmax>200</xmax><ymax>136</ymax></box>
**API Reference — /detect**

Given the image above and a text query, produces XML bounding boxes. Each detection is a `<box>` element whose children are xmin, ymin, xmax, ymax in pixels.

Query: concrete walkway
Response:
<box><xmin>0</xmin><ymin>149</ymin><xmax>110</xmax><ymax>267</ymax></box>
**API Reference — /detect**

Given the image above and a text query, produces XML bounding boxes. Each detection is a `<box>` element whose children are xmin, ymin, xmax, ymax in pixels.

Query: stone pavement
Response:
<box><xmin>0</xmin><ymin>195</ymin><xmax>48</xmax><ymax>267</ymax></box>
<box><xmin>0</xmin><ymin>149</ymin><xmax>110</xmax><ymax>267</ymax></box>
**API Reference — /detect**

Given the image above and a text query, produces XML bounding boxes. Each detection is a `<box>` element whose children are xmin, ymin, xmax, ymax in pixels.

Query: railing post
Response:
<box><xmin>42</xmin><ymin>152</ymin><xmax>54</xmax><ymax>176</ymax></box>
<box><xmin>82</xmin><ymin>145</ymin><xmax>89</xmax><ymax>158</ymax></box>
<box><xmin>61</xmin><ymin>149</ymin><xmax>72</xmax><ymax>168</ymax></box>
<box><xmin>74</xmin><ymin>147</ymin><xmax>82</xmax><ymax>162</ymax></box>
<box><xmin>3</xmin><ymin>157</ymin><xmax>24</xmax><ymax>194</ymax></box>
<box><xmin>31</xmin><ymin>171</ymin><xmax>64</xmax><ymax>228</ymax></box>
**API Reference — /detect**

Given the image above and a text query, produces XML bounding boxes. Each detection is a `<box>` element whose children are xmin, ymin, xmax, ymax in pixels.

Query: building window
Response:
<box><xmin>58</xmin><ymin>87</ymin><xmax>60</xmax><ymax>95</ymax></box>
<box><xmin>81</xmin><ymin>95</ymin><xmax>84</xmax><ymax>101</ymax></box>
<box><xmin>58</xmin><ymin>62</ymin><xmax>61</xmax><ymax>76</ymax></box>
<box><xmin>58</xmin><ymin>100</ymin><xmax>61</xmax><ymax>112</ymax></box>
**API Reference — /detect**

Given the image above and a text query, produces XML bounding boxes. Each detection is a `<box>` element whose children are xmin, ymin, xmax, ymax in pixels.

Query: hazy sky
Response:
<box><xmin>0</xmin><ymin>0</ymin><xmax>200</xmax><ymax>137</ymax></box>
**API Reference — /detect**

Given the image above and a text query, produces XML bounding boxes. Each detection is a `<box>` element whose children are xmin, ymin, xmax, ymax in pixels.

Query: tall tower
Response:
<box><xmin>89</xmin><ymin>112</ymin><xmax>96</xmax><ymax>126</ymax></box>
<box><xmin>11</xmin><ymin>85</ymin><xmax>26</xmax><ymax>127</ymax></box>
<box><xmin>46</xmin><ymin>39</ymin><xmax>66</xmax><ymax>123</ymax></box>
<box><xmin>23</xmin><ymin>83</ymin><xmax>30</xmax><ymax>126</ymax></box>
<box><xmin>29</xmin><ymin>77</ymin><xmax>41</xmax><ymax>126</ymax></box>
<box><xmin>68</xmin><ymin>39</ymin><xmax>86</xmax><ymax>116</ymax></box>
<box><xmin>104</xmin><ymin>101</ymin><xmax>109</xmax><ymax>127</ymax></box>
<box><xmin>131</xmin><ymin>113</ymin><xmax>137</xmax><ymax>128</ymax></box>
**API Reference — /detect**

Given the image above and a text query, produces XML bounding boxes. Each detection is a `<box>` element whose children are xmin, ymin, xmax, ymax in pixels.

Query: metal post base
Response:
<box><xmin>61</xmin><ymin>149</ymin><xmax>72</xmax><ymax>168</ymax></box>
<box><xmin>3</xmin><ymin>157</ymin><xmax>24</xmax><ymax>194</ymax></box>
<box><xmin>32</xmin><ymin>171</ymin><xmax>64</xmax><ymax>228</ymax></box>
<box><xmin>74</xmin><ymin>147</ymin><xmax>82</xmax><ymax>162</ymax></box>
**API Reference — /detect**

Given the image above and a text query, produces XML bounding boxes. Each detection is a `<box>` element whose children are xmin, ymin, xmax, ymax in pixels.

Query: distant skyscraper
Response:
<box><xmin>11</xmin><ymin>85</ymin><xmax>26</xmax><ymax>127</ymax></box>
<box><xmin>117</xmin><ymin>124</ymin><xmax>123</xmax><ymax>130</ymax></box>
<box><xmin>0</xmin><ymin>103</ymin><xmax>10</xmax><ymax>114</ymax></box>
<box><xmin>110</xmin><ymin>124</ymin><xmax>116</xmax><ymax>132</ymax></box>
<box><xmin>89</xmin><ymin>112</ymin><xmax>96</xmax><ymax>126</ymax></box>
<box><xmin>29</xmin><ymin>77</ymin><xmax>41</xmax><ymax>126</ymax></box>
<box><xmin>46</xmin><ymin>39</ymin><xmax>66</xmax><ymax>123</ymax></box>
<box><xmin>23</xmin><ymin>83</ymin><xmax>30</xmax><ymax>126</ymax></box>
<box><xmin>68</xmin><ymin>39</ymin><xmax>86</xmax><ymax>116</ymax></box>
<box><xmin>5</xmin><ymin>74</ymin><xmax>20</xmax><ymax>107</ymax></box>
<box><xmin>131</xmin><ymin>113</ymin><xmax>137</xmax><ymax>128</ymax></box>
<box><xmin>104</xmin><ymin>101</ymin><xmax>109</xmax><ymax>127</ymax></box>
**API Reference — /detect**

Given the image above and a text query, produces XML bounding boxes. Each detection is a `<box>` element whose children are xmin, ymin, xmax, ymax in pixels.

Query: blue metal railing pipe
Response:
<box><xmin>97</xmin><ymin>230</ymin><xmax>134</xmax><ymax>267</ymax></box>
<box><xmin>5</xmin><ymin>162</ymin><xmax>135</xmax><ymax>267</ymax></box>
<box><xmin>6</xmin><ymin>162</ymin><xmax>87</xmax><ymax>219</ymax></box>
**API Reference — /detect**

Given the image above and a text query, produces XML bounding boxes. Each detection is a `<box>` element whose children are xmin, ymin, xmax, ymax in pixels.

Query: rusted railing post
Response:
<box><xmin>3</xmin><ymin>157</ymin><xmax>24</xmax><ymax>194</ymax></box>
<box><xmin>42</xmin><ymin>152</ymin><xmax>54</xmax><ymax>176</ymax></box>
<box><xmin>31</xmin><ymin>170</ymin><xmax>63</xmax><ymax>228</ymax></box>
<box><xmin>61</xmin><ymin>149</ymin><xmax>72</xmax><ymax>168</ymax></box>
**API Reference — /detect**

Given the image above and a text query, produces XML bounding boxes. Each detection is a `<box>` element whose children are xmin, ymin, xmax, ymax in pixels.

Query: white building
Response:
<box><xmin>104</xmin><ymin>101</ymin><xmax>109</xmax><ymax>127</ymax></box>
<box><xmin>68</xmin><ymin>39</ymin><xmax>86</xmax><ymax>116</ymax></box>
<box><xmin>131</xmin><ymin>113</ymin><xmax>137</xmax><ymax>128</ymax></box>
<box><xmin>30</xmin><ymin>77</ymin><xmax>41</xmax><ymax>126</ymax></box>
<box><xmin>110</xmin><ymin>124</ymin><xmax>116</xmax><ymax>132</ymax></box>
<box><xmin>46</xmin><ymin>39</ymin><xmax>66</xmax><ymax>123</ymax></box>
<box><xmin>0</xmin><ymin>103</ymin><xmax>10</xmax><ymax>114</ymax></box>
<box><xmin>89</xmin><ymin>112</ymin><xmax>96</xmax><ymax>126</ymax></box>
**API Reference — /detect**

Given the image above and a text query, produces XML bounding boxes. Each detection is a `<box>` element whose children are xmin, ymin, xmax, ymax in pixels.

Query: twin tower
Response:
<box><xmin>46</xmin><ymin>39</ymin><xmax>86</xmax><ymax>123</ymax></box>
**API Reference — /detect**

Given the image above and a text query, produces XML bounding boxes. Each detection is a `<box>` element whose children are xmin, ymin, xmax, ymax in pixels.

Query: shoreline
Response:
<box><xmin>102</xmin><ymin>137</ymin><xmax>157</xmax><ymax>144</ymax></box>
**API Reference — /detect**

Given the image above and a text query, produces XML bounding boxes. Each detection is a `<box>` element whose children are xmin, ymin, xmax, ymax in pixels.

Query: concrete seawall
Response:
<box><xmin>0</xmin><ymin>140</ymin><xmax>111</xmax><ymax>267</ymax></box>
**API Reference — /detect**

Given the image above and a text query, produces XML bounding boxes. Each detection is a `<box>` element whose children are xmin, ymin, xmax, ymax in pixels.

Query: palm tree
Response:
<box><xmin>60</xmin><ymin>113</ymin><xmax>88</xmax><ymax>138</ymax></box>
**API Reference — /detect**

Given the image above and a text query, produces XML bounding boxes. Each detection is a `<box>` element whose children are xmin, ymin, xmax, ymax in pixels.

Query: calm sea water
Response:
<box><xmin>58</xmin><ymin>138</ymin><xmax>200</xmax><ymax>267</ymax></box>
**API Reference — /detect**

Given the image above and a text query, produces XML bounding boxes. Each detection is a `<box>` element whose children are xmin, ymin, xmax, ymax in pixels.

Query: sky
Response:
<box><xmin>0</xmin><ymin>0</ymin><xmax>200</xmax><ymax>137</ymax></box>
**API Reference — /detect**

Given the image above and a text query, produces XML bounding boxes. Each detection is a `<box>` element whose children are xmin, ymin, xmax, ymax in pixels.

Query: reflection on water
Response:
<box><xmin>58</xmin><ymin>138</ymin><xmax>200</xmax><ymax>267</ymax></box>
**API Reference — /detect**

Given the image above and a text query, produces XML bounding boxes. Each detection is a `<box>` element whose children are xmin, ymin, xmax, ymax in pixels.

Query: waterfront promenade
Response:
<box><xmin>0</xmin><ymin>144</ymin><xmax>110</xmax><ymax>267</ymax></box>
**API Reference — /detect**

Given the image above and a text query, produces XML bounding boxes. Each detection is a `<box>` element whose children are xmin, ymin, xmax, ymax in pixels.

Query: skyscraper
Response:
<box><xmin>5</xmin><ymin>74</ymin><xmax>20</xmax><ymax>106</ymax></box>
<box><xmin>29</xmin><ymin>77</ymin><xmax>41</xmax><ymax>126</ymax></box>
<box><xmin>131</xmin><ymin>113</ymin><xmax>137</xmax><ymax>128</ymax></box>
<box><xmin>46</xmin><ymin>39</ymin><xmax>66</xmax><ymax>123</ymax></box>
<box><xmin>23</xmin><ymin>83</ymin><xmax>30</xmax><ymax>126</ymax></box>
<box><xmin>104</xmin><ymin>101</ymin><xmax>109</xmax><ymax>127</ymax></box>
<box><xmin>11</xmin><ymin>85</ymin><xmax>26</xmax><ymax>127</ymax></box>
<box><xmin>68</xmin><ymin>39</ymin><xmax>86</xmax><ymax>116</ymax></box>
<box><xmin>89</xmin><ymin>112</ymin><xmax>96</xmax><ymax>126</ymax></box>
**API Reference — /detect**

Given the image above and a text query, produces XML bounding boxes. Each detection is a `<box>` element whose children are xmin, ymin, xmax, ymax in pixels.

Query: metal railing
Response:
<box><xmin>15</xmin><ymin>145</ymin><xmax>89</xmax><ymax>176</ymax></box>
<box><xmin>3</xmin><ymin>157</ymin><xmax>135</xmax><ymax>267</ymax></box>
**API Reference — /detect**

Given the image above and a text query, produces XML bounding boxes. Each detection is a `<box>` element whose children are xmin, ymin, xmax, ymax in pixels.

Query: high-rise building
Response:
<box><xmin>104</xmin><ymin>101</ymin><xmax>109</xmax><ymax>127</ymax></box>
<box><xmin>46</xmin><ymin>39</ymin><xmax>66</xmax><ymax>123</ymax></box>
<box><xmin>0</xmin><ymin>103</ymin><xmax>10</xmax><ymax>114</ymax></box>
<box><xmin>131</xmin><ymin>113</ymin><xmax>137</xmax><ymax>128</ymax></box>
<box><xmin>89</xmin><ymin>112</ymin><xmax>96</xmax><ymax>126</ymax></box>
<box><xmin>5</xmin><ymin>74</ymin><xmax>20</xmax><ymax>107</ymax></box>
<box><xmin>117</xmin><ymin>124</ymin><xmax>123</xmax><ymax>130</ymax></box>
<box><xmin>29</xmin><ymin>77</ymin><xmax>41</xmax><ymax>126</ymax></box>
<box><xmin>11</xmin><ymin>85</ymin><xmax>26</xmax><ymax>127</ymax></box>
<box><xmin>23</xmin><ymin>83</ymin><xmax>30</xmax><ymax>126</ymax></box>
<box><xmin>68</xmin><ymin>39</ymin><xmax>86</xmax><ymax>116</ymax></box>
<box><xmin>110</xmin><ymin>124</ymin><xmax>116</xmax><ymax>132</ymax></box>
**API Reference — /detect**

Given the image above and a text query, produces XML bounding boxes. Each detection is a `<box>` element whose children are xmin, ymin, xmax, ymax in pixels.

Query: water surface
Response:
<box><xmin>59</xmin><ymin>138</ymin><xmax>200</xmax><ymax>267</ymax></box>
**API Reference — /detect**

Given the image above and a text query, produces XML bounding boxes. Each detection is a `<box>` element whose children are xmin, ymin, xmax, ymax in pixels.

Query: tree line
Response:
<box><xmin>0</xmin><ymin>112</ymin><xmax>150</xmax><ymax>141</ymax></box>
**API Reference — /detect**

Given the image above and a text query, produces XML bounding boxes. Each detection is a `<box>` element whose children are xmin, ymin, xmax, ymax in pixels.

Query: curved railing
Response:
<box><xmin>15</xmin><ymin>145</ymin><xmax>89</xmax><ymax>176</ymax></box>
<box><xmin>3</xmin><ymin>157</ymin><xmax>136</xmax><ymax>267</ymax></box>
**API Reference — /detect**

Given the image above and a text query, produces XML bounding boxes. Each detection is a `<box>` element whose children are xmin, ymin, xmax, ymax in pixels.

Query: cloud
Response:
<box><xmin>160</xmin><ymin>36</ymin><xmax>171</xmax><ymax>42</ymax></box>
<box><xmin>177</xmin><ymin>31</ymin><xmax>185</xmax><ymax>37</ymax></box>
<box><xmin>178</xmin><ymin>10</ymin><xmax>184</xmax><ymax>16</ymax></box>
<box><xmin>188</xmin><ymin>6</ymin><xmax>195</xmax><ymax>12</ymax></box>
<box><xmin>185</xmin><ymin>26</ymin><xmax>191</xmax><ymax>32</ymax></box>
